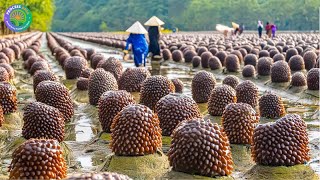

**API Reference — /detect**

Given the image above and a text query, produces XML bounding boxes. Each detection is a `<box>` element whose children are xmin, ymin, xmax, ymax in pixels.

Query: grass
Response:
<box><xmin>244</xmin><ymin>164</ymin><xmax>318</xmax><ymax>180</ymax></box>
<box><xmin>102</xmin><ymin>152</ymin><xmax>170</xmax><ymax>179</ymax></box>
<box><xmin>60</xmin><ymin>141</ymin><xmax>74</xmax><ymax>166</ymax></box>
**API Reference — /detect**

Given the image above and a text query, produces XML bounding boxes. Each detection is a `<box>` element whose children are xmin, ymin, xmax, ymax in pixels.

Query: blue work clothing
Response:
<box><xmin>125</xmin><ymin>34</ymin><xmax>148</xmax><ymax>67</ymax></box>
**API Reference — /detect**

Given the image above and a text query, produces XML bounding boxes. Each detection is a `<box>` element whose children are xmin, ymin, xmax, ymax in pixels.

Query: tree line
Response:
<box><xmin>1</xmin><ymin>0</ymin><xmax>319</xmax><ymax>32</ymax></box>
<box><xmin>52</xmin><ymin>0</ymin><xmax>320</xmax><ymax>32</ymax></box>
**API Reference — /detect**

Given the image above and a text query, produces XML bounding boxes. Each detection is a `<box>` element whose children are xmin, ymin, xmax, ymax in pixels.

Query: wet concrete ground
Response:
<box><xmin>0</xmin><ymin>33</ymin><xmax>319</xmax><ymax>179</ymax></box>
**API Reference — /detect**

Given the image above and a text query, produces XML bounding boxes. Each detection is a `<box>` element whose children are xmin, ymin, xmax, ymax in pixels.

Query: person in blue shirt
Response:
<box><xmin>123</xmin><ymin>21</ymin><xmax>148</xmax><ymax>67</ymax></box>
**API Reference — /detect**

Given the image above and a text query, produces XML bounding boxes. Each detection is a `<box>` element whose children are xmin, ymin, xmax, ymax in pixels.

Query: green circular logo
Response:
<box><xmin>4</xmin><ymin>4</ymin><xmax>32</xmax><ymax>32</ymax></box>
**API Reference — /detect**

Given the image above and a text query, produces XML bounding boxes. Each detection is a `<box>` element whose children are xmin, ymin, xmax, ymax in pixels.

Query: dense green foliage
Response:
<box><xmin>0</xmin><ymin>0</ymin><xmax>55</xmax><ymax>31</ymax></box>
<box><xmin>51</xmin><ymin>0</ymin><xmax>320</xmax><ymax>32</ymax></box>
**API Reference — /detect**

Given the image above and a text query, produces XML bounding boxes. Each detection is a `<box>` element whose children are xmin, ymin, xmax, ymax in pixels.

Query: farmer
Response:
<box><xmin>232</xmin><ymin>22</ymin><xmax>240</xmax><ymax>35</ymax></box>
<box><xmin>123</xmin><ymin>21</ymin><xmax>148</xmax><ymax>67</ymax></box>
<box><xmin>265</xmin><ymin>22</ymin><xmax>272</xmax><ymax>38</ymax></box>
<box><xmin>239</xmin><ymin>23</ymin><xmax>245</xmax><ymax>35</ymax></box>
<box><xmin>234</xmin><ymin>27</ymin><xmax>240</xmax><ymax>35</ymax></box>
<box><xmin>257</xmin><ymin>20</ymin><xmax>263</xmax><ymax>38</ymax></box>
<box><xmin>271</xmin><ymin>24</ymin><xmax>277</xmax><ymax>38</ymax></box>
<box><xmin>144</xmin><ymin>16</ymin><xmax>165</xmax><ymax>57</ymax></box>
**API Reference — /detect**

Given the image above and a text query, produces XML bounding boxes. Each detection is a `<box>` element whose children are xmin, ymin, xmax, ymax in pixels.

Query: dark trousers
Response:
<box><xmin>258</xmin><ymin>29</ymin><xmax>262</xmax><ymax>38</ymax></box>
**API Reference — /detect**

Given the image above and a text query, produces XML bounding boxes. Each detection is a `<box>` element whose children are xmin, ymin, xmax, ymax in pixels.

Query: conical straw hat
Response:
<box><xmin>232</xmin><ymin>22</ymin><xmax>239</xmax><ymax>29</ymax></box>
<box><xmin>126</xmin><ymin>21</ymin><xmax>148</xmax><ymax>34</ymax></box>
<box><xmin>144</xmin><ymin>16</ymin><xmax>165</xmax><ymax>26</ymax></box>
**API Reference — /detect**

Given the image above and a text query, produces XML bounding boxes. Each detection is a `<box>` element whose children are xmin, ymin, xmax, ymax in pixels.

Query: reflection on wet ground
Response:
<box><xmin>0</xmin><ymin>34</ymin><xmax>319</xmax><ymax>179</ymax></box>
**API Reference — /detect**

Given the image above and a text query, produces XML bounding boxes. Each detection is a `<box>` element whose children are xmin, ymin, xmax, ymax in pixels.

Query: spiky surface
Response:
<box><xmin>208</xmin><ymin>85</ymin><xmax>237</xmax><ymax>116</ymax></box>
<box><xmin>239</xmin><ymin>48</ymin><xmax>248</xmax><ymax>58</ymax></box>
<box><xmin>0</xmin><ymin>82</ymin><xmax>17</xmax><ymax>114</ymax></box>
<box><xmin>201</xmin><ymin>52</ymin><xmax>213</xmax><ymax>68</ymax></box>
<box><xmin>22</xmin><ymin>49</ymin><xmax>37</xmax><ymax>61</ymax></box>
<box><xmin>76</xmin><ymin>77</ymin><xmax>89</xmax><ymax>90</ymax></box>
<box><xmin>140</xmin><ymin>75</ymin><xmax>175</xmax><ymax>110</ymax></box>
<box><xmin>2</xmin><ymin>48</ymin><xmax>15</xmax><ymax>62</ymax></box>
<box><xmin>273</xmin><ymin>54</ymin><xmax>285</xmax><ymax>62</ymax></box>
<box><xmin>162</xmin><ymin>49</ymin><xmax>172</xmax><ymax>60</ymax></box>
<box><xmin>191</xmin><ymin>71</ymin><xmax>216</xmax><ymax>103</ymax></box>
<box><xmin>91</xmin><ymin>54</ymin><xmax>105</xmax><ymax>69</ymax></box>
<box><xmin>88</xmin><ymin>68</ymin><xmax>118</xmax><ymax>105</ymax></box>
<box><xmin>244</xmin><ymin>54</ymin><xmax>258</xmax><ymax>66</ymax></box>
<box><xmin>35</xmin><ymin>81</ymin><xmax>74</xmax><ymax>121</ymax></box>
<box><xmin>184</xmin><ymin>50</ymin><xmax>197</xmax><ymax>63</ymax></box>
<box><xmin>98</xmin><ymin>90</ymin><xmax>135</xmax><ymax>132</ymax></box>
<box><xmin>222</xmin><ymin>103</ymin><xmax>259</xmax><ymax>144</ymax></box>
<box><xmin>0</xmin><ymin>63</ymin><xmax>14</xmax><ymax>79</ymax></box>
<box><xmin>0</xmin><ymin>52</ymin><xmax>9</xmax><ymax>63</ymax></box>
<box><xmin>269</xmin><ymin>50</ymin><xmax>279</xmax><ymax>58</ymax></box>
<box><xmin>257</xmin><ymin>57</ymin><xmax>273</xmax><ymax>76</ymax></box>
<box><xmin>171</xmin><ymin>78</ymin><xmax>184</xmax><ymax>93</ymax></box>
<box><xmin>285</xmin><ymin>48</ymin><xmax>298</xmax><ymax>62</ymax></box>
<box><xmin>0</xmin><ymin>66</ymin><xmax>9</xmax><ymax>82</ymax></box>
<box><xmin>236</xmin><ymin>80</ymin><xmax>259</xmax><ymax>108</ymax></box>
<box><xmin>225</xmin><ymin>54</ymin><xmax>240</xmax><ymax>72</ymax></box>
<box><xmin>155</xmin><ymin>93</ymin><xmax>201</xmax><ymax>136</ymax></box>
<box><xmin>80</xmin><ymin>68</ymin><xmax>93</xmax><ymax>78</ymax></box>
<box><xmin>58</xmin><ymin>54</ymin><xmax>71</xmax><ymax>67</ymax></box>
<box><xmin>168</xmin><ymin>119</ymin><xmax>234</xmax><ymax>177</ymax></box>
<box><xmin>70</xmin><ymin>49</ymin><xmax>84</xmax><ymax>58</ymax></box>
<box><xmin>64</xmin><ymin>56</ymin><xmax>87</xmax><ymax>79</ymax></box>
<box><xmin>0</xmin><ymin>105</ymin><xmax>3</xmax><ymax>127</ymax></box>
<box><xmin>209</xmin><ymin>48</ymin><xmax>218</xmax><ymax>55</ymax></box>
<box><xmin>97</xmin><ymin>57</ymin><xmax>123</xmax><ymax>80</ymax></box>
<box><xmin>222</xmin><ymin>75</ymin><xmax>239</xmax><ymax>89</ymax></box>
<box><xmin>288</xmin><ymin>55</ymin><xmax>305</xmax><ymax>71</ymax></box>
<box><xmin>197</xmin><ymin>47</ymin><xmax>208</xmax><ymax>56</ymax></box>
<box><xmin>258</xmin><ymin>50</ymin><xmax>270</xmax><ymax>58</ymax></box>
<box><xmin>242</xmin><ymin>45</ymin><xmax>252</xmax><ymax>53</ymax></box>
<box><xmin>26</xmin><ymin>56</ymin><xmax>43</xmax><ymax>70</ymax></box>
<box><xmin>118</xmin><ymin>68</ymin><xmax>151</xmax><ymax>92</ymax></box>
<box><xmin>0</xmin><ymin>59</ymin><xmax>7</xmax><ymax>64</ymax></box>
<box><xmin>172</xmin><ymin>50</ymin><xmax>184</xmax><ymax>62</ymax></box>
<box><xmin>33</xmin><ymin>70</ymin><xmax>58</xmax><ymax>92</ymax></box>
<box><xmin>291</xmin><ymin>72</ymin><xmax>307</xmax><ymax>87</ymax></box>
<box><xmin>307</xmin><ymin>68</ymin><xmax>320</xmax><ymax>90</ymax></box>
<box><xmin>86</xmin><ymin>48</ymin><xmax>96</xmax><ymax>60</ymax></box>
<box><xmin>22</xmin><ymin>102</ymin><xmax>65</xmax><ymax>142</ymax></box>
<box><xmin>66</xmin><ymin>172</ymin><xmax>132</xmax><ymax>180</ymax></box>
<box><xmin>259</xmin><ymin>92</ymin><xmax>285</xmax><ymax>118</ymax></box>
<box><xmin>192</xmin><ymin>56</ymin><xmax>201</xmax><ymax>68</ymax></box>
<box><xmin>242</xmin><ymin>65</ymin><xmax>256</xmax><ymax>77</ymax></box>
<box><xmin>303</xmin><ymin>51</ymin><xmax>317</xmax><ymax>70</ymax></box>
<box><xmin>271</xmin><ymin>61</ymin><xmax>291</xmax><ymax>83</ymax></box>
<box><xmin>215</xmin><ymin>51</ymin><xmax>227</xmax><ymax>66</ymax></box>
<box><xmin>251</xmin><ymin>114</ymin><xmax>310</xmax><ymax>166</ymax></box>
<box><xmin>9</xmin><ymin>139</ymin><xmax>67</xmax><ymax>179</ymax></box>
<box><xmin>10</xmin><ymin>44</ymin><xmax>21</xmax><ymax>59</ymax></box>
<box><xmin>111</xmin><ymin>104</ymin><xmax>162</xmax><ymax>156</ymax></box>
<box><xmin>208</xmin><ymin>56</ymin><xmax>222</xmax><ymax>70</ymax></box>
<box><xmin>30</xmin><ymin>61</ymin><xmax>50</xmax><ymax>75</ymax></box>
<box><xmin>231</xmin><ymin>50</ymin><xmax>243</xmax><ymax>63</ymax></box>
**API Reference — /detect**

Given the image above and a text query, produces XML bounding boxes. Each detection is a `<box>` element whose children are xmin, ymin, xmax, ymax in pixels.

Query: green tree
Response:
<box><xmin>51</xmin><ymin>0</ymin><xmax>320</xmax><ymax>32</ymax></box>
<box><xmin>99</xmin><ymin>21</ymin><xmax>108</xmax><ymax>32</ymax></box>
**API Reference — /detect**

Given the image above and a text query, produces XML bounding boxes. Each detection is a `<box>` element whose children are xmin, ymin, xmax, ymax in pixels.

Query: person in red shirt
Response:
<box><xmin>265</xmin><ymin>22</ymin><xmax>272</xmax><ymax>38</ymax></box>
